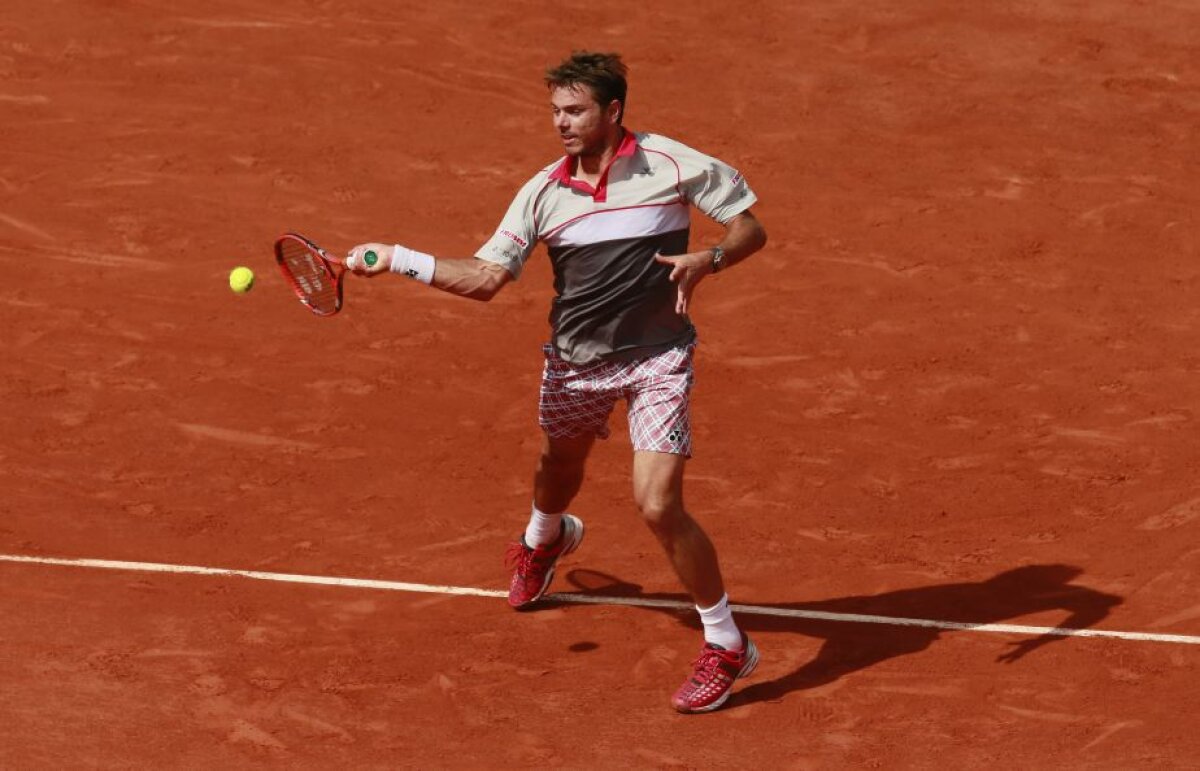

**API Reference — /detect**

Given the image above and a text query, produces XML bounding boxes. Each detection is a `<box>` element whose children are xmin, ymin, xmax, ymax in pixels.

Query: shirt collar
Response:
<box><xmin>548</xmin><ymin>129</ymin><xmax>638</xmax><ymax>202</ymax></box>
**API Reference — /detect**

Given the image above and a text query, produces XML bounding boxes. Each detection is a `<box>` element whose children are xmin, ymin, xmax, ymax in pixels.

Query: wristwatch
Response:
<box><xmin>709</xmin><ymin>246</ymin><xmax>727</xmax><ymax>273</ymax></box>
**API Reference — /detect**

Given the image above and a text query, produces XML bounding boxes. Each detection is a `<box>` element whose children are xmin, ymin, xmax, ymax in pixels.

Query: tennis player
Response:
<box><xmin>347</xmin><ymin>51</ymin><xmax>767</xmax><ymax>713</ymax></box>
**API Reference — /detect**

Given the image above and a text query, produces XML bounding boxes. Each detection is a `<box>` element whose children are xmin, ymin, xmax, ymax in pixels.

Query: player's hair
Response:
<box><xmin>545</xmin><ymin>51</ymin><xmax>629</xmax><ymax>124</ymax></box>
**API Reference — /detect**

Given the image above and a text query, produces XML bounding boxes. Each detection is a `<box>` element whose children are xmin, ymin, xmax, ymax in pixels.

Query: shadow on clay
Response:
<box><xmin>553</xmin><ymin>564</ymin><xmax>1122</xmax><ymax>709</ymax></box>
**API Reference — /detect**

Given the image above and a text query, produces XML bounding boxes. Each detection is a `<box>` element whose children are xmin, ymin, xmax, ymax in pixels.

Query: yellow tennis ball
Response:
<box><xmin>229</xmin><ymin>266</ymin><xmax>255</xmax><ymax>294</ymax></box>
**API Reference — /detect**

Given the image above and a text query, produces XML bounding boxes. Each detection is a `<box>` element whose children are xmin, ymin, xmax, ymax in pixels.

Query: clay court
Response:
<box><xmin>2</xmin><ymin>0</ymin><xmax>1198</xmax><ymax>767</ymax></box>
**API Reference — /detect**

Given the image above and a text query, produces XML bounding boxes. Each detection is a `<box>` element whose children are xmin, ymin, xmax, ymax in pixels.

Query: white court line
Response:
<box><xmin>3</xmin><ymin>553</ymin><xmax>1199</xmax><ymax>646</ymax></box>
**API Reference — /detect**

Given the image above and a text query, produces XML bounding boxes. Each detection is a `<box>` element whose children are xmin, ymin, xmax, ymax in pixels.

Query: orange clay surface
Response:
<box><xmin>2</xmin><ymin>1</ymin><xmax>1199</xmax><ymax>767</ymax></box>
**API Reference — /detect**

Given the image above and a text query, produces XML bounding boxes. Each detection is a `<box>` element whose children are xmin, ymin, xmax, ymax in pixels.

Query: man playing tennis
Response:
<box><xmin>346</xmin><ymin>51</ymin><xmax>767</xmax><ymax>713</ymax></box>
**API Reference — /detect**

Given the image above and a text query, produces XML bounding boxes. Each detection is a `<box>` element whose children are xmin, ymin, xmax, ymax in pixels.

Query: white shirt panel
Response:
<box><xmin>545</xmin><ymin>201</ymin><xmax>690</xmax><ymax>248</ymax></box>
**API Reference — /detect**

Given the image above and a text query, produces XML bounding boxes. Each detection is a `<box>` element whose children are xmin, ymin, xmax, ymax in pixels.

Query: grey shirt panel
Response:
<box><xmin>547</xmin><ymin>228</ymin><xmax>694</xmax><ymax>365</ymax></box>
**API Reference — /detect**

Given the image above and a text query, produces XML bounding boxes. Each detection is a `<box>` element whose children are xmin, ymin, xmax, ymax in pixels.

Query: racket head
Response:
<box><xmin>274</xmin><ymin>232</ymin><xmax>344</xmax><ymax>316</ymax></box>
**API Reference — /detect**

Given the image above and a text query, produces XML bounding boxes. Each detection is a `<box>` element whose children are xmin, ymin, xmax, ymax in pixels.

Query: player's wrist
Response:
<box><xmin>389</xmin><ymin>244</ymin><xmax>436</xmax><ymax>284</ymax></box>
<box><xmin>708</xmin><ymin>245</ymin><xmax>727</xmax><ymax>274</ymax></box>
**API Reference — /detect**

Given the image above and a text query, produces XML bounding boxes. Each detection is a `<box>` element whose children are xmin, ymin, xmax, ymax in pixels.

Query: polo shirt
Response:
<box><xmin>476</xmin><ymin>130</ymin><xmax>757</xmax><ymax>365</ymax></box>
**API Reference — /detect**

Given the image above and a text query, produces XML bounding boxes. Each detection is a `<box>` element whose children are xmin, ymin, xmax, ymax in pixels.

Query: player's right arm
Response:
<box><xmin>345</xmin><ymin>170</ymin><xmax>546</xmax><ymax>302</ymax></box>
<box><xmin>429</xmin><ymin>257</ymin><xmax>513</xmax><ymax>300</ymax></box>
<box><xmin>344</xmin><ymin>245</ymin><xmax>513</xmax><ymax>302</ymax></box>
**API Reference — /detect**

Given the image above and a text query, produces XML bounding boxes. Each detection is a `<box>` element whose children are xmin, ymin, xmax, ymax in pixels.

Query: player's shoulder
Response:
<box><xmin>634</xmin><ymin>132</ymin><xmax>718</xmax><ymax>167</ymax></box>
<box><xmin>638</xmin><ymin>131</ymin><xmax>716</xmax><ymax>154</ymax></box>
<box><xmin>508</xmin><ymin>158</ymin><xmax>565</xmax><ymax>199</ymax></box>
<box><xmin>634</xmin><ymin>131</ymin><xmax>691</xmax><ymax>153</ymax></box>
<box><xmin>535</xmin><ymin>156</ymin><xmax>563</xmax><ymax>177</ymax></box>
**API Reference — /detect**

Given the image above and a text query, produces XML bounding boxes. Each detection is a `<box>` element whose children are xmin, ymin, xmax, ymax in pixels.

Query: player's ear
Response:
<box><xmin>606</xmin><ymin>99</ymin><xmax>622</xmax><ymax>125</ymax></box>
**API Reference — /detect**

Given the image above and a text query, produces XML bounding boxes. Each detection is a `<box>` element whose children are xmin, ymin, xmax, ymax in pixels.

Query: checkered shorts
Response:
<box><xmin>538</xmin><ymin>342</ymin><xmax>696</xmax><ymax>457</ymax></box>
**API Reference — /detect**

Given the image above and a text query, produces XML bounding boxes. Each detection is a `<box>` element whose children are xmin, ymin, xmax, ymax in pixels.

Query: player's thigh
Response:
<box><xmin>626</xmin><ymin>347</ymin><xmax>694</xmax><ymax>457</ymax></box>
<box><xmin>538</xmin><ymin>358</ymin><xmax>619</xmax><ymax>441</ymax></box>
<box><xmin>540</xmin><ymin>431</ymin><xmax>596</xmax><ymax>468</ymax></box>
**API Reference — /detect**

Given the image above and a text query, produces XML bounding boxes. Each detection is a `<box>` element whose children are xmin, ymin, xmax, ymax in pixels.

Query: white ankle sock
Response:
<box><xmin>697</xmin><ymin>594</ymin><xmax>743</xmax><ymax>651</ymax></box>
<box><xmin>523</xmin><ymin>503</ymin><xmax>563</xmax><ymax>549</ymax></box>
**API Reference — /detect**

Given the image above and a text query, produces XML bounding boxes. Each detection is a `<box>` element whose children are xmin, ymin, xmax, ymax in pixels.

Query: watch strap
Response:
<box><xmin>710</xmin><ymin>246</ymin><xmax>726</xmax><ymax>273</ymax></box>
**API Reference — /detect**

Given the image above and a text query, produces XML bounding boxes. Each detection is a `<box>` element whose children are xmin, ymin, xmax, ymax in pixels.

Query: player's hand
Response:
<box><xmin>654</xmin><ymin>250</ymin><xmax>714</xmax><ymax>315</ymax></box>
<box><xmin>345</xmin><ymin>243</ymin><xmax>393</xmax><ymax>276</ymax></box>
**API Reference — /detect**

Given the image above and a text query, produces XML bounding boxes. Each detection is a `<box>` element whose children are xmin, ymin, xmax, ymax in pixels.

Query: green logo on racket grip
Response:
<box><xmin>364</xmin><ymin>249</ymin><xmax>378</xmax><ymax>267</ymax></box>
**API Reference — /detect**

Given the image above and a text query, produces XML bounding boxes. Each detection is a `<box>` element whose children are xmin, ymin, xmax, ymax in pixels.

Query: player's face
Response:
<box><xmin>550</xmin><ymin>85</ymin><xmax>619</xmax><ymax>158</ymax></box>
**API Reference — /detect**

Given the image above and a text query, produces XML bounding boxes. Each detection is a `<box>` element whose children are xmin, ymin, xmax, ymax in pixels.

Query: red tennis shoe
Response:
<box><xmin>671</xmin><ymin>633</ymin><xmax>759</xmax><ymax>713</ymax></box>
<box><xmin>505</xmin><ymin>514</ymin><xmax>585</xmax><ymax>609</ymax></box>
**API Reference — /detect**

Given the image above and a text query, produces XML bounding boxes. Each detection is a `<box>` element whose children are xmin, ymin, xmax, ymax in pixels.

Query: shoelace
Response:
<box><xmin>688</xmin><ymin>647</ymin><xmax>730</xmax><ymax>684</ymax></box>
<box><xmin>505</xmin><ymin>542</ymin><xmax>534</xmax><ymax>574</ymax></box>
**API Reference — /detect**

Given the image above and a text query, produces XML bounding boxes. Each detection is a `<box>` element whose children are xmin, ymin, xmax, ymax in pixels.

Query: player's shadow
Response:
<box><xmin>559</xmin><ymin>564</ymin><xmax>1122</xmax><ymax>707</ymax></box>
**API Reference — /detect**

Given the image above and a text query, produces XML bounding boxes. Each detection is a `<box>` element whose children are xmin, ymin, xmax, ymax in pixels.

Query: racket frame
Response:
<box><xmin>273</xmin><ymin>231</ymin><xmax>345</xmax><ymax>317</ymax></box>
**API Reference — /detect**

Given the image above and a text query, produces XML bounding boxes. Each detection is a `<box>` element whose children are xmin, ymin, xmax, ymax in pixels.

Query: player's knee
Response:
<box><xmin>636</xmin><ymin>493</ymin><xmax>683</xmax><ymax>532</ymax></box>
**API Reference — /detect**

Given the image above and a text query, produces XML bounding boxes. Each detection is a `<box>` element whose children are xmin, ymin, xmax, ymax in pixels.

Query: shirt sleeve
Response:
<box><xmin>474</xmin><ymin>173</ymin><xmax>546</xmax><ymax>280</ymax></box>
<box><xmin>663</xmin><ymin>137</ymin><xmax>758</xmax><ymax>224</ymax></box>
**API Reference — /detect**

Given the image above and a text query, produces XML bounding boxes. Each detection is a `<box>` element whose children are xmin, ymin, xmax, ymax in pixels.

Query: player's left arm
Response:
<box><xmin>654</xmin><ymin>209</ymin><xmax>767</xmax><ymax>315</ymax></box>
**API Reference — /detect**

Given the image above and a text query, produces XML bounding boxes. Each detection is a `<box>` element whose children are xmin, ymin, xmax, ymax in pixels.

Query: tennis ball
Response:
<box><xmin>229</xmin><ymin>266</ymin><xmax>255</xmax><ymax>294</ymax></box>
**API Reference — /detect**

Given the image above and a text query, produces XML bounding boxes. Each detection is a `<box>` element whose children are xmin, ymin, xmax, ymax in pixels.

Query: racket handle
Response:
<box><xmin>364</xmin><ymin>249</ymin><xmax>379</xmax><ymax>268</ymax></box>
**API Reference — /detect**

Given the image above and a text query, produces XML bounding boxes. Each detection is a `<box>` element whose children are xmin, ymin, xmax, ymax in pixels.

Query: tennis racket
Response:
<box><xmin>273</xmin><ymin>232</ymin><xmax>378</xmax><ymax>317</ymax></box>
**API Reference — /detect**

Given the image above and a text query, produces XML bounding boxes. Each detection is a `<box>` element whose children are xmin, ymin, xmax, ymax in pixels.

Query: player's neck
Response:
<box><xmin>574</xmin><ymin>128</ymin><xmax>625</xmax><ymax>183</ymax></box>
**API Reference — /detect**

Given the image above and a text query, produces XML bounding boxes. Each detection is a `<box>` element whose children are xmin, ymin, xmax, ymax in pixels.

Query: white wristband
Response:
<box><xmin>389</xmin><ymin>244</ymin><xmax>436</xmax><ymax>285</ymax></box>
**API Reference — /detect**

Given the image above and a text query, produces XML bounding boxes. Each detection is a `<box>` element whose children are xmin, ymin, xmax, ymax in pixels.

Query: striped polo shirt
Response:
<box><xmin>476</xmin><ymin>130</ymin><xmax>757</xmax><ymax>365</ymax></box>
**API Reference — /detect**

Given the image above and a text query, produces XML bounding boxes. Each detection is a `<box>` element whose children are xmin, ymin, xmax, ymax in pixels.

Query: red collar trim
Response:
<box><xmin>548</xmin><ymin>129</ymin><xmax>638</xmax><ymax>203</ymax></box>
<box><xmin>614</xmin><ymin>128</ymin><xmax>638</xmax><ymax>158</ymax></box>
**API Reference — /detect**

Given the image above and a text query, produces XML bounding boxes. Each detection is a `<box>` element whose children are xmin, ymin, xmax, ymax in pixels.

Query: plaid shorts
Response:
<box><xmin>538</xmin><ymin>342</ymin><xmax>696</xmax><ymax>457</ymax></box>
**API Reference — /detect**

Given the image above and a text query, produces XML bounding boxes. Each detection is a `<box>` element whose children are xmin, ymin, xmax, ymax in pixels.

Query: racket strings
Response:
<box><xmin>278</xmin><ymin>239</ymin><xmax>341</xmax><ymax>315</ymax></box>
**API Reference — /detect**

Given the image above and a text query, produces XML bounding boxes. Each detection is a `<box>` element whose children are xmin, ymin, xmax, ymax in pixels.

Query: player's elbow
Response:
<box><xmin>753</xmin><ymin>221</ymin><xmax>768</xmax><ymax>252</ymax></box>
<box><xmin>747</xmin><ymin>212</ymin><xmax>767</xmax><ymax>247</ymax></box>
<box><xmin>469</xmin><ymin>269</ymin><xmax>512</xmax><ymax>302</ymax></box>
<box><xmin>469</xmin><ymin>284</ymin><xmax>503</xmax><ymax>302</ymax></box>
<box><xmin>732</xmin><ymin>210</ymin><xmax>767</xmax><ymax>255</ymax></box>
